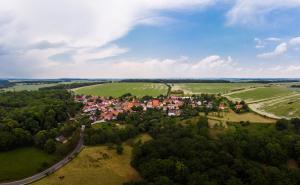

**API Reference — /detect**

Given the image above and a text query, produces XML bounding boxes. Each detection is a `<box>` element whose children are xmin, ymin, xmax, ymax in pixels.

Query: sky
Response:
<box><xmin>0</xmin><ymin>0</ymin><xmax>300</xmax><ymax>78</ymax></box>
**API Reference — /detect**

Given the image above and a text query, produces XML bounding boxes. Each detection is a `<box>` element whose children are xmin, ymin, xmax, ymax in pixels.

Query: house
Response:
<box><xmin>152</xmin><ymin>99</ymin><xmax>160</xmax><ymax>107</ymax></box>
<box><xmin>219</xmin><ymin>103</ymin><xmax>225</xmax><ymax>110</ymax></box>
<box><xmin>56</xmin><ymin>135</ymin><xmax>68</xmax><ymax>144</ymax></box>
<box><xmin>236</xmin><ymin>104</ymin><xmax>243</xmax><ymax>110</ymax></box>
<box><xmin>102</xmin><ymin>112</ymin><xmax>115</xmax><ymax>121</ymax></box>
<box><xmin>168</xmin><ymin>109</ymin><xmax>177</xmax><ymax>116</ymax></box>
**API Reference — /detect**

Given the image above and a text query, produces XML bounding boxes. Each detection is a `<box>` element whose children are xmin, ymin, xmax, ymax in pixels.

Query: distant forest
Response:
<box><xmin>121</xmin><ymin>79</ymin><xmax>300</xmax><ymax>84</ymax></box>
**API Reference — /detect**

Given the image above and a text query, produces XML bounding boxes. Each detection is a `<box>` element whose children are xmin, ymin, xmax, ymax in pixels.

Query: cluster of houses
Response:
<box><xmin>75</xmin><ymin>95</ymin><xmax>214</xmax><ymax>122</ymax></box>
<box><xmin>75</xmin><ymin>95</ymin><xmax>247</xmax><ymax>123</ymax></box>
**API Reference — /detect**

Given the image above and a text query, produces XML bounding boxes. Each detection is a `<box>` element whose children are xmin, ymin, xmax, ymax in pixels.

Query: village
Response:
<box><xmin>76</xmin><ymin>95</ymin><xmax>204</xmax><ymax>121</ymax></box>
<box><xmin>74</xmin><ymin>94</ymin><xmax>246</xmax><ymax>123</ymax></box>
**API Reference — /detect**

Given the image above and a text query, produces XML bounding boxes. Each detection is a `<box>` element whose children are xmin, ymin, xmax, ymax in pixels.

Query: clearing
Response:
<box><xmin>0</xmin><ymin>147</ymin><xmax>58</xmax><ymax>182</ymax></box>
<box><xmin>32</xmin><ymin>134</ymin><xmax>152</xmax><ymax>185</ymax></box>
<box><xmin>73</xmin><ymin>82</ymin><xmax>168</xmax><ymax>97</ymax></box>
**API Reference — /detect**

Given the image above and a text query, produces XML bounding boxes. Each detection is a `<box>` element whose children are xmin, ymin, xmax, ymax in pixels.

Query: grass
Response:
<box><xmin>228</xmin><ymin>86</ymin><xmax>297</xmax><ymax>102</ymax></box>
<box><xmin>206</xmin><ymin>110</ymin><xmax>276</xmax><ymax>124</ymax></box>
<box><xmin>262</xmin><ymin>97</ymin><xmax>300</xmax><ymax>118</ymax></box>
<box><xmin>173</xmin><ymin>83</ymin><xmax>260</xmax><ymax>94</ymax></box>
<box><xmin>73</xmin><ymin>82</ymin><xmax>168</xmax><ymax>97</ymax></box>
<box><xmin>1</xmin><ymin>83</ymin><xmax>59</xmax><ymax>91</ymax></box>
<box><xmin>32</xmin><ymin>144</ymin><xmax>142</xmax><ymax>185</ymax></box>
<box><xmin>0</xmin><ymin>147</ymin><xmax>58</xmax><ymax>182</ymax></box>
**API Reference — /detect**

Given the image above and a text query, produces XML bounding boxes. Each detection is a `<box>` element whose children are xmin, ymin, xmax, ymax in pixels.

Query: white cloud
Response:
<box><xmin>34</xmin><ymin>55</ymin><xmax>237</xmax><ymax>78</ymax></box>
<box><xmin>289</xmin><ymin>37</ymin><xmax>300</xmax><ymax>45</ymax></box>
<box><xmin>0</xmin><ymin>0</ymin><xmax>214</xmax><ymax>48</ymax></box>
<box><xmin>254</xmin><ymin>38</ymin><xmax>265</xmax><ymax>49</ymax></box>
<box><xmin>74</xmin><ymin>45</ymin><xmax>129</xmax><ymax>62</ymax></box>
<box><xmin>265</xmin><ymin>37</ymin><xmax>281</xmax><ymax>42</ymax></box>
<box><xmin>257</xmin><ymin>42</ymin><xmax>287</xmax><ymax>59</ymax></box>
<box><xmin>227</xmin><ymin>0</ymin><xmax>300</xmax><ymax>25</ymax></box>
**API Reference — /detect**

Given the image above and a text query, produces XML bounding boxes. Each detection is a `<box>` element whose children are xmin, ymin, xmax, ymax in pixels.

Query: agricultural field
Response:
<box><xmin>73</xmin><ymin>82</ymin><xmax>168</xmax><ymax>97</ymax></box>
<box><xmin>260</xmin><ymin>95</ymin><xmax>300</xmax><ymax>118</ymax></box>
<box><xmin>0</xmin><ymin>147</ymin><xmax>58</xmax><ymax>182</ymax></box>
<box><xmin>172</xmin><ymin>83</ymin><xmax>260</xmax><ymax>94</ymax></box>
<box><xmin>1</xmin><ymin>83</ymin><xmax>59</xmax><ymax>91</ymax></box>
<box><xmin>228</xmin><ymin>86</ymin><xmax>298</xmax><ymax>103</ymax></box>
<box><xmin>32</xmin><ymin>144</ymin><xmax>141</xmax><ymax>185</ymax></box>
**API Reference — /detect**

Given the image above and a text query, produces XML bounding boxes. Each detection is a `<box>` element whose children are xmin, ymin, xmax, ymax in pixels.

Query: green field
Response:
<box><xmin>173</xmin><ymin>83</ymin><xmax>260</xmax><ymax>94</ymax></box>
<box><xmin>0</xmin><ymin>147</ymin><xmax>58</xmax><ymax>182</ymax></box>
<box><xmin>1</xmin><ymin>83</ymin><xmax>59</xmax><ymax>91</ymax></box>
<box><xmin>262</xmin><ymin>96</ymin><xmax>300</xmax><ymax>118</ymax></box>
<box><xmin>228</xmin><ymin>86</ymin><xmax>298</xmax><ymax>102</ymax></box>
<box><xmin>73</xmin><ymin>82</ymin><xmax>168</xmax><ymax>97</ymax></box>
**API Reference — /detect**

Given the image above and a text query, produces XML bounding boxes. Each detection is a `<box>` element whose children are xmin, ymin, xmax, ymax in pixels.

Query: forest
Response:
<box><xmin>124</xmin><ymin>117</ymin><xmax>300</xmax><ymax>185</ymax></box>
<box><xmin>0</xmin><ymin>90</ymin><xmax>82</xmax><ymax>154</ymax></box>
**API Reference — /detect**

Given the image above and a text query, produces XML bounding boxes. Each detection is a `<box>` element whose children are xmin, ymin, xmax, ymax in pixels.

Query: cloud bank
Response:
<box><xmin>0</xmin><ymin>0</ymin><xmax>300</xmax><ymax>78</ymax></box>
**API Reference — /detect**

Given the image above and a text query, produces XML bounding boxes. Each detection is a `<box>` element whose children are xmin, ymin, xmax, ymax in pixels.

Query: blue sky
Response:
<box><xmin>0</xmin><ymin>0</ymin><xmax>300</xmax><ymax>78</ymax></box>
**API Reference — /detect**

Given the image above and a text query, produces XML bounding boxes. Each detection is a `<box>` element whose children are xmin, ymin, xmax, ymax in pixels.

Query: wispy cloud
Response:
<box><xmin>257</xmin><ymin>42</ymin><xmax>287</xmax><ymax>59</ymax></box>
<box><xmin>227</xmin><ymin>0</ymin><xmax>300</xmax><ymax>25</ymax></box>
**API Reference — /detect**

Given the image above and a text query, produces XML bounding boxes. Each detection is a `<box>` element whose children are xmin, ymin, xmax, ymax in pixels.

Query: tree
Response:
<box><xmin>0</xmin><ymin>131</ymin><xmax>16</xmax><ymax>151</ymax></box>
<box><xmin>13</xmin><ymin>128</ymin><xmax>32</xmax><ymax>146</ymax></box>
<box><xmin>276</xmin><ymin>119</ymin><xmax>289</xmax><ymax>131</ymax></box>
<box><xmin>116</xmin><ymin>144</ymin><xmax>124</xmax><ymax>155</ymax></box>
<box><xmin>291</xmin><ymin>118</ymin><xmax>300</xmax><ymax>130</ymax></box>
<box><xmin>44</xmin><ymin>139</ymin><xmax>56</xmax><ymax>153</ymax></box>
<box><xmin>34</xmin><ymin>130</ymin><xmax>48</xmax><ymax>148</ymax></box>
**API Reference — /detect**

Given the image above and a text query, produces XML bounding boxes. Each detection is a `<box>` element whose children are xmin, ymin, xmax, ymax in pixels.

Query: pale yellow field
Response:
<box><xmin>206</xmin><ymin>110</ymin><xmax>276</xmax><ymax>124</ymax></box>
<box><xmin>32</xmin><ymin>145</ymin><xmax>141</xmax><ymax>185</ymax></box>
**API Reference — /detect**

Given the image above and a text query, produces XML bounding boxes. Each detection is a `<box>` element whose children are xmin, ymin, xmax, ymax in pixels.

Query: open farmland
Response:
<box><xmin>0</xmin><ymin>147</ymin><xmax>58</xmax><ymax>182</ymax></box>
<box><xmin>1</xmin><ymin>83</ymin><xmax>59</xmax><ymax>91</ymax></box>
<box><xmin>173</xmin><ymin>83</ymin><xmax>260</xmax><ymax>94</ymax></box>
<box><xmin>32</xmin><ymin>144</ymin><xmax>141</xmax><ymax>185</ymax></box>
<box><xmin>228</xmin><ymin>86</ymin><xmax>298</xmax><ymax>103</ymax></box>
<box><xmin>227</xmin><ymin>85</ymin><xmax>300</xmax><ymax>119</ymax></box>
<box><xmin>260</xmin><ymin>95</ymin><xmax>300</xmax><ymax>118</ymax></box>
<box><xmin>73</xmin><ymin>82</ymin><xmax>168</xmax><ymax>97</ymax></box>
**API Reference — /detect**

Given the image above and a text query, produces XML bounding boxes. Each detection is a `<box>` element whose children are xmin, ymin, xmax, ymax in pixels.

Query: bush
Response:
<box><xmin>116</xmin><ymin>144</ymin><xmax>124</xmax><ymax>155</ymax></box>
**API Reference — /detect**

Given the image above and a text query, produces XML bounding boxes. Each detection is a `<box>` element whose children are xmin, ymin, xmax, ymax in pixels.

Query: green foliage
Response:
<box><xmin>130</xmin><ymin>122</ymin><xmax>300</xmax><ymax>185</ymax></box>
<box><xmin>276</xmin><ymin>119</ymin><xmax>289</xmax><ymax>130</ymax></box>
<box><xmin>44</xmin><ymin>139</ymin><xmax>56</xmax><ymax>154</ymax></box>
<box><xmin>0</xmin><ymin>90</ymin><xmax>81</xmax><ymax>152</ymax></box>
<box><xmin>116</xmin><ymin>144</ymin><xmax>124</xmax><ymax>155</ymax></box>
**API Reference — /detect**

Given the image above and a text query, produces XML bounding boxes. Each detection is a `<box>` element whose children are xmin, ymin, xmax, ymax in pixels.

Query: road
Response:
<box><xmin>0</xmin><ymin>128</ymin><xmax>85</xmax><ymax>185</ymax></box>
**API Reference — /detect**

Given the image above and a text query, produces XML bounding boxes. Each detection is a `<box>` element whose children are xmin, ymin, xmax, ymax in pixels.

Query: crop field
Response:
<box><xmin>32</xmin><ymin>145</ymin><xmax>141</xmax><ymax>185</ymax></box>
<box><xmin>260</xmin><ymin>95</ymin><xmax>300</xmax><ymax>118</ymax></box>
<box><xmin>0</xmin><ymin>147</ymin><xmax>58</xmax><ymax>182</ymax></box>
<box><xmin>172</xmin><ymin>83</ymin><xmax>260</xmax><ymax>94</ymax></box>
<box><xmin>228</xmin><ymin>86</ymin><xmax>298</xmax><ymax>102</ymax></box>
<box><xmin>73</xmin><ymin>82</ymin><xmax>168</xmax><ymax>97</ymax></box>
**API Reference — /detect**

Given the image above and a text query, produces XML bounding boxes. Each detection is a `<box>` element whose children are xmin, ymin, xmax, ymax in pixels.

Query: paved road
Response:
<box><xmin>0</xmin><ymin>128</ymin><xmax>85</xmax><ymax>185</ymax></box>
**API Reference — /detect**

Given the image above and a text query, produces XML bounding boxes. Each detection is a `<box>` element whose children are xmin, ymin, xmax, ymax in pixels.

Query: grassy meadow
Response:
<box><xmin>173</xmin><ymin>83</ymin><xmax>260</xmax><ymax>94</ymax></box>
<box><xmin>32</xmin><ymin>145</ymin><xmax>142</xmax><ymax>185</ymax></box>
<box><xmin>0</xmin><ymin>147</ymin><xmax>58</xmax><ymax>182</ymax></box>
<box><xmin>73</xmin><ymin>82</ymin><xmax>168</xmax><ymax>97</ymax></box>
